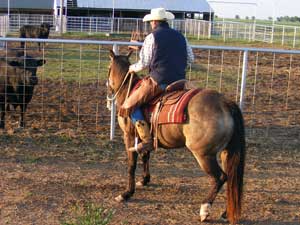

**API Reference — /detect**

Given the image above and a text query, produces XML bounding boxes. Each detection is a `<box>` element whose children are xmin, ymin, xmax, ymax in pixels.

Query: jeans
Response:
<box><xmin>130</xmin><ymin>84</ymin><xmax>167</xmax><ymax>124</ymax></box>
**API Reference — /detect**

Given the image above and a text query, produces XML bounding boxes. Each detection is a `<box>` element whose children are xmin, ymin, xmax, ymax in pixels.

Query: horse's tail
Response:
<box><xmin>225</xmin><ymin>101</ymin><xmax>246</xmax><ymax>224</ymax></box>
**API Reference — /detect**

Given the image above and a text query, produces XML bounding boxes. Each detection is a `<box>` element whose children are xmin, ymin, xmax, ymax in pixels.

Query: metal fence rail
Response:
<box><xmin>2</xmin><ymin>14</ymin><xmax>300</xmax><ymax>48</ymax></box>
<box><xmin>0</xmin><ymin>37</ymin><xmax>300</xmax><ymax>144</ymax></box>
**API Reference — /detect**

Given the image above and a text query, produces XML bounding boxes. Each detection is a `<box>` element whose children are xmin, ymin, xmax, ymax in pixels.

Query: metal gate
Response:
<box><xmin>0</xmin><ymin>15</ymin><xmax>8</xmax><ymax>37</ymax></box>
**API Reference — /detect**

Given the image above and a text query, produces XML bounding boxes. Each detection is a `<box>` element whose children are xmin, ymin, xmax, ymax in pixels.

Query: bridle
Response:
<box><xmin>106</xmin><ymin>69</ymin><xmax>133</xmax><ymax>102</ymax></box>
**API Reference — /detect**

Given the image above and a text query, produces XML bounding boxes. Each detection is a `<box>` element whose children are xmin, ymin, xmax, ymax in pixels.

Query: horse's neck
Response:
<box><xmin>115</xmin><ymin>74</ymin><xmax>140</xmax><ymax>108</ymax></box>
<box><xmin>116</xmin><ymin>86</ymin><xmax>129</xmax><ymax>107</ymax></box>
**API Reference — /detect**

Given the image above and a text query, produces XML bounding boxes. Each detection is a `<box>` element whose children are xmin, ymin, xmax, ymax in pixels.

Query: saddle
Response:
<box><xmin>143</xmin><ymin>87</ymin><xmax>201</xmax><ymax>125</ymax></box>
<box><xmin>142</xmin><ymin>81</ymin><xmax>201</xmax><ymax>149</ymax></box>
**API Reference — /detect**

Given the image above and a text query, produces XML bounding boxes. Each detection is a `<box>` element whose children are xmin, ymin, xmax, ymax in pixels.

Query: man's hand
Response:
<box><xmin>128</xmin><ymin>65</ymin><xmax>135</xmax><ymax>74</ymax></box>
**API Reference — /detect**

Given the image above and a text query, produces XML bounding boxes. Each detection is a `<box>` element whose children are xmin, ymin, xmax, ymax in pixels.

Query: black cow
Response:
<box><xmin>0</xmin><ymin>52</ymin><xmax>46</xmax><ymax>128</ymax></box>
<box><xmin>19</xmin><ymin>23</ymin><xmax>52</xmax><ymax>51</ymax></box>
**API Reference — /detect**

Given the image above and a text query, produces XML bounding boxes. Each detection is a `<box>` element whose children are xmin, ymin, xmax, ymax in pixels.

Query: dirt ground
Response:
<box><xmin>0</xmin><ymin>128</ymin><xmax>300</xmax><ymax>225</ymax></box>
<box><xmin>1</xmin><ymin>40</ymin><xmax>300</xmax><ymax>225</ymax></box>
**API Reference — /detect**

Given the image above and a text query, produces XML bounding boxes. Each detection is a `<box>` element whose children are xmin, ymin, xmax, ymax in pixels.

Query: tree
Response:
<box><xmin>235</xmin><ymin>15</ymin><xmax>240</xmax><ymax>19</ymax></box>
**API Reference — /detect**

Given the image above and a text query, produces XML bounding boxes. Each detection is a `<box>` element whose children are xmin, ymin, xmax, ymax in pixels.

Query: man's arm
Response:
<box><xmin>129</xmin><ymin>33</ymin><xmax>154</xmax><ymax>73</ymax></box>
<box><xmin>185</xmin><ymin>38</ymin><xmax>194</xmax><ymax>65</ymax></box>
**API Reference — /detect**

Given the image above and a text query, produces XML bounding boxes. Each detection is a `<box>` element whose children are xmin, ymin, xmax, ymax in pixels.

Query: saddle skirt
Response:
<box><xmin>143</xmin><ymin>88</ymin><xmax>201</xmax><ymax>125</ymax></box>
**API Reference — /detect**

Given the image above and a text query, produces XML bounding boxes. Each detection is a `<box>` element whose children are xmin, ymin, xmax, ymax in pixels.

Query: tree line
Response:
<box><xmin>276</xmin><ymin>16</ymin><xmax>300</xmax><ymax>22</ymax></box>
<box><xmin>233</xmin><ymin>15</ymin><xmax>300</xmax><ymax>23</ymax></box>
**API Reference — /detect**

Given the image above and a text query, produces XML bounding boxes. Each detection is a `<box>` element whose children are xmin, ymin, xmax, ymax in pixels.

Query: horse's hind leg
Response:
<box><xmin>220</xmin><ymin>150</ymin><xmax>228</xmax><ymax>172</ymax></box>
<box><xmin>219</xmin><ymin>149</ymin><xmax>229</xmax><ymax>221</ymax></box>
<box><xmin>192</xmin><ymin>152</ymin><xmax>227</xmax><ymax>222</ymax></box>
<box><xmin>136</xmin><ymin>152</ymin><xmax>151</xmax><ymax>187</ymax></box>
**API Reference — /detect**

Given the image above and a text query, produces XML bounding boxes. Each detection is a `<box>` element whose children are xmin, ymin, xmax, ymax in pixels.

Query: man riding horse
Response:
<box><xmin>120</xmin><ymin>8</ymin><xmax>194</xmax><ymax>153</ymax></box>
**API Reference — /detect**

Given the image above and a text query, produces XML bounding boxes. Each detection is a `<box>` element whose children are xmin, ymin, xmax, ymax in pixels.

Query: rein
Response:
<box><xmin>107</xmin><ymin>70</ymin><xmax>133</xmax><ymax>102</ymax></box>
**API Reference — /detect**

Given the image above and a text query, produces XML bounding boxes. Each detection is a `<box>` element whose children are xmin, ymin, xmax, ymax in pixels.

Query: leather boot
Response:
<box><xmin>128</xmin><ymin>120</ymin><xmax>153</xmax><ymax>153</ymax></box>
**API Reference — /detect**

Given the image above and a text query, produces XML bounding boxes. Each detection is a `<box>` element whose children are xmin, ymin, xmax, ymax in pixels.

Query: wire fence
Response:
<box><xmin>2</xmin><ymin>14</ymin><xmax>300</xmax><ymax>48</ymax></box>
<box><xmin>0</xmin><ymin>37</ymin><xmax>300</xmax><ymax>144</ymax></box>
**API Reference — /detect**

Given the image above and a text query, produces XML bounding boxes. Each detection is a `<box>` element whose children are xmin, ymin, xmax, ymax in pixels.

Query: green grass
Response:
<box><xmin>6</xmin><ymin>31</ymin><xmax>297</xmax><ymax>85</ymax></box>
<box><xmin>62</xmin><ymin>204</ymin><xmax>115</xmax><ymax>225</ymax></box>
<box><xmin>61</xmin><ymin>32</ymin><xmax>132</xmax><ymax>41</ymax></box>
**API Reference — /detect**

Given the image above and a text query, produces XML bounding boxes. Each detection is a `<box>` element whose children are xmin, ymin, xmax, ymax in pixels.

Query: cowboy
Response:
<box><xmin>120</xmin><ymin>8</ymin><xmax>194</xmax><ymax>153</ymax></box>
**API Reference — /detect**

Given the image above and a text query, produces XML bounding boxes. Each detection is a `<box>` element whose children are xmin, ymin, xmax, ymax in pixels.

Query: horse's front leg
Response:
<box><xmin>136</xmin><ymin>151</ymin><xmax>151</xmax><ymax>187</ymax></box>
<box><xmin>115</xmin><ymin>132</ymin><xmax>138</xmax><ymax>202</ymax></box>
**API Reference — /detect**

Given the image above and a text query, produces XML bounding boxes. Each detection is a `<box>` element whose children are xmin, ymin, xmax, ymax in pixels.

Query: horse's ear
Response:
<box><xmin>109</xmin><ymin>50</ymin><xmax>115</xmax><ymax>60</ymax></box>
<box><xmin>127</xmin><ymin>50</ymin><xmax>133</xmax><ymax>58</ymax></box>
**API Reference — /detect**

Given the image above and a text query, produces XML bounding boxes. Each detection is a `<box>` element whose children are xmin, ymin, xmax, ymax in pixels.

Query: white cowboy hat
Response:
<box><xmin>143</xmin><ymin>8</ymin><xmax>175</xmax><ymax>22</ymax></box>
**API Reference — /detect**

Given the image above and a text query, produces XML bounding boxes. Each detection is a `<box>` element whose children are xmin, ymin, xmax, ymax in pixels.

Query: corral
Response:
<box><xmin>0</xmin><ymin>36</ymin><xmax>299</xmax><ymax>224</ymax></box>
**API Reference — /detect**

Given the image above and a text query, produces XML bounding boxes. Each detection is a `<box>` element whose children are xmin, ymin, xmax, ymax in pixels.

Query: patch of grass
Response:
<box><xmin>62</xmin><ymin>32</ymin><xmax>132</xmax><ymax>41</ymax></box>
<box><xmin>23</xmin><ymin>156</ymin><xmax>42</xmax><ymax>164</ymax></box>
<box><xmin>62</xmin><ymin>203</ymin><xmax>115</xmax><ymax>225</ymax></box>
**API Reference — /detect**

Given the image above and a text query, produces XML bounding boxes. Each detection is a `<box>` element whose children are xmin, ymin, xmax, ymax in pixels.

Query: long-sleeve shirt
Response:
<box><xmin>129</xmin><ymin>33</ymin><xmax>194</xmax><ymax>73</ymax></box>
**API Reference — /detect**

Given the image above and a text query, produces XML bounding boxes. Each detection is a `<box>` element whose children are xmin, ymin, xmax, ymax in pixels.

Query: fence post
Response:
<box><xmin>184</xmin><ymin>20</ymin><xmax>187</xmax><ymax>37</ymax></box>
<box><xmin>197</xmin><ymin>20</ymin><xmax>200</xmax><ymax>40</ymax></box>
<box><xmin>271</xmin><ymin>24</ymin><xmax>274</xmax><ymax>43</ymax></box>
<box><xmin>240</xmin><ymin>50</ymin><xmax>248</xmax><ymax>110</ymax></box>
<box><xmin>110</xmin><ymin>44</ymin><xmax>119</xmax><ymax>140</ymax></box>
<box><xmin>223</xmin><ymin>23</ymin><xmax>226</xmax><ymax>42</ymax></box>
<box><xmin>281</xmin><ymin>25</ymin><xmax>285</xmax><ymax>45</ymax></box>
<box><xmin>208</xmin><ymin>20</ymin><xmax>211</xmax><ymax>39</ymax></box>
<box><xmin>89</xmin><ymin>17</ymin><xmax>92</xmax><ymax>34</ymax></box>
<box><xmin>117</xmin><ymin>18</ymin><xmax>120</xmax><ymax>34</ymax></box>
<box><xmin>293</xmin><ymin>27</ymin><xmax>297</xmax><ymax>48</ymax></box>
<box><xmin>96</xmin><ymin>18</ymin><xmax>98</xmax><ymax>33</ymax></box>
<box><xmin>252</xmin><ymin>22</ymin><xmax>256</xmax><ymax>41</ymax></box>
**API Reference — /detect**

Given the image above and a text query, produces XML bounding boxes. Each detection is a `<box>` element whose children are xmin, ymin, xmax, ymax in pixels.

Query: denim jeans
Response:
<box><xmin>130</xmin><ymin>84</ymin><xmax>167</xmax><ymax>124</ymax></box>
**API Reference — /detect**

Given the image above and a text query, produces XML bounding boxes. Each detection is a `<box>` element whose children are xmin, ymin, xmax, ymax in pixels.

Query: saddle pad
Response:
<box><xmin>148</xmin><ymin>88</ymin><xmax>201</xmax><ymax>125</ymax></box>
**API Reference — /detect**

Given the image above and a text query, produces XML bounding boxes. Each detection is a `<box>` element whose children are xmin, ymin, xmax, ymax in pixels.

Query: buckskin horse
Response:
<box><xmin>107</xmin><ymin>50</ymin><xmax>246</xmax><ymax>224</ymax></box>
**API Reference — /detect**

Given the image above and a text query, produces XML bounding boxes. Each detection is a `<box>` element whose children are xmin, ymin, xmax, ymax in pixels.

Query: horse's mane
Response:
<box><xmin>113</xmin><ymin>55</ymin><xmax>131</xmax><ymax>78</ymax></box>
<box><xmin>112</xmin><ymin>55</ymin><xmax>140</xmax><ymax>87</ymax></box>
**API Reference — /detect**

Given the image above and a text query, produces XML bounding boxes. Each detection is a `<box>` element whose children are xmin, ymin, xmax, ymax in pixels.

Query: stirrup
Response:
<box><xmin>128</xmin><ymin>141</ymin><xmax>153</xmax><ymax>154</ymax></box>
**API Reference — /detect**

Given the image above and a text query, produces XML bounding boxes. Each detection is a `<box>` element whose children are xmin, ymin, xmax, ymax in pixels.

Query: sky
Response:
<box><xmin>208</xmin><ymin>0</ymin><xmax>299</xmax><ymax>19</ymax></box>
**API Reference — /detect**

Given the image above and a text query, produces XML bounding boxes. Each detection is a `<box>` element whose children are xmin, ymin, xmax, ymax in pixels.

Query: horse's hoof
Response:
<box><xmin>200</xmin><ymin>215</ymin><xmax>209</xmax><ymax>222</ymax></box>
<box><xmin>200</xmin><ymin>203</ymin><xmax>211</xmax><ymax>222</ymax></box>
<box><xmin>136</xmin><ymin>181</ymin><xmax>144</xmax><ymax>187</ymax></box>
<box><xmin>115</xmin><ymin>195</ymin><xmax>125</xmax><ymax>202</ymax></box>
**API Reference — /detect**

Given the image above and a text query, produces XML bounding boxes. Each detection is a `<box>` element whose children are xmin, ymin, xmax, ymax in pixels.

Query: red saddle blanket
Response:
<box><xmin>144</xmin><ymin>88</ymin><xmax>201</xmax><ymax>125</ymax></box>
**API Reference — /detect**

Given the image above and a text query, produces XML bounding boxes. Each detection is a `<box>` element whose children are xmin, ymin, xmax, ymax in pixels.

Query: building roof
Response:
<box><xmin>0</xmin><ymin>0</ymin><xmax>53</xmax><ymax>9</ymax></box>
<box><xmin>0</xmin><ymin>0</ymin><xmax>213</xmax><ymax>13</ymax></box>
<box><xmin>76</xmin><ymin>0</ymin><xmax>212</xmax><ymax>13</ymax></box>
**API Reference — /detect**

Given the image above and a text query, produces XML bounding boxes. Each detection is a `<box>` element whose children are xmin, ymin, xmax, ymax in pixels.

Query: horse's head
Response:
<box><xmin>107</xmin><ymin>50</ymin><xmax>133</xmax><ymax>96</ymax></box>
<box><xmin>106</xmin><ymin>50</ymin><xmax>133</xmax><ymax>110</ymax></box>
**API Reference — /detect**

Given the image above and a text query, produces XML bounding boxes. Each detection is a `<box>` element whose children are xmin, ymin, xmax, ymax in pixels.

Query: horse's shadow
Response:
<box><xmin>238</xmin><ymin>220</ymin><xmax>299</xmax><ymax>225</ymax></box>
